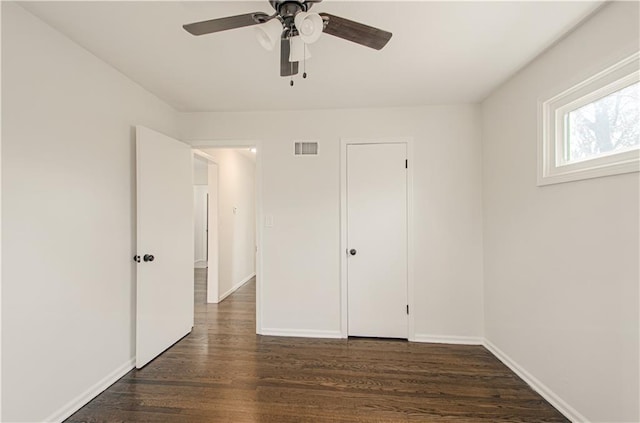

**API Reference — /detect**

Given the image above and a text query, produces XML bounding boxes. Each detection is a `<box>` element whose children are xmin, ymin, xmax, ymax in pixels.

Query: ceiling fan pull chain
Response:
<box><xmin>290</xmin><ymin>58</ymin><xmax>294</xmax><ymax>86</ymax></box>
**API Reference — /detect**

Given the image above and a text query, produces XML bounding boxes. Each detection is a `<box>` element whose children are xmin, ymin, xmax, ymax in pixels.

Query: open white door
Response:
<box><xmin>347</xmin><ymin>143</ymin><xmax>408</xmax><ymax>338</ymax></box>
<box><xmin>136</xmin><ymin>126</ymin><xmax>194</xmax><ymax>369</ymax></box>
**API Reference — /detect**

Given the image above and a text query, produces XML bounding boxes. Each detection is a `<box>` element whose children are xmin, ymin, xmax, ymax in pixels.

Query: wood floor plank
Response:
<box><xmin>65</xmin><ymin>270</ymin><xmax>568</xmax><ymax>422</ymax></box>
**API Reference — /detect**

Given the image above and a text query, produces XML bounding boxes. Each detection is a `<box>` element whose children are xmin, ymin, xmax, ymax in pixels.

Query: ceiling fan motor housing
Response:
<box><xmin>269</xmin><ymin>0</ymin><xmax>320</xmax><ymax>15</ymax></box>
<box><xmin>272</xmin><ymin>1</ymin><xmax>306</xmax><ymax>34</ymax></box>
<box><xmin>267</xmin><ymin>1</ymin><xmax>328</xmax><ymax>40</ymax></box>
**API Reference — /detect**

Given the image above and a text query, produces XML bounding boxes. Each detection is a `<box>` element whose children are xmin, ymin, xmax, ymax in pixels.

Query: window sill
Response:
<box><xmin>537</xmin><ymin>155</ymin><xmax>639</xmax><ymax>186</ymax></box>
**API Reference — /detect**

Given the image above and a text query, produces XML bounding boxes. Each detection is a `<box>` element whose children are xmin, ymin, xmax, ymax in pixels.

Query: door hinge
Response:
<box><xmin>405</xmin><ymin>159</ymin><xmax>408</xmax><ymax>169</ymax></box>
<box><xmin>406</xmin><ymin>304</ymin><xmax>409</xmax><ymax>314</ymax></box>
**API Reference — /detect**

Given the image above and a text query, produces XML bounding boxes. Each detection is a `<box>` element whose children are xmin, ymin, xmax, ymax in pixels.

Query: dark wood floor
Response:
<box><xmin>66</xmin><ymin>270</ymin><xmax>567</xmax><ymax>422</ymax></box>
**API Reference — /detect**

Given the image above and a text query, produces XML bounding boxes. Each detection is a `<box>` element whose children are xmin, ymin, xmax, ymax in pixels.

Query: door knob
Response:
<box><xmin>133</xmin><ymin>255</ymin><xmax>141</xmax><ymax>263</ymax></box>
<box><xmin>143</xmin><ymin>254</ymin><xmax>155</xmax><ymax>262</ymax></box>
<box><xmin>349</xmin><ymin>249</ymin><xmax>357</xmax><ymax>256</ymax></box>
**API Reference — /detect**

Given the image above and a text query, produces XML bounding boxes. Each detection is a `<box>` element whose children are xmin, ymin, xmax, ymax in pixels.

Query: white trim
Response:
<box><xmin>188</xmin><ymin>140</ymin><xmax>263</xmax><ymax>334</ymax></box>
<box><xmin>194</xmin><ymin>259</ymin><xmax>207</xmax><ymax>269</ymax></box>
<box><xmin>406</xmin><ymin>140</ymin><xmax>415</xmax><ymax>342</ymax></box>
<box><xmin>44</xmin><ymin>358</ymin><xmax>135</xmax><ymax>423</ymax></box>
<box><xmin>483</xmin><ymin>339</ymin><xmax>588</xmax><ymax>423</ymax></box>
<box><xmin>538</xmin><ymin>52</ymin><xmax>640</xmax><ymax>186</ymax></box>
<box><xmin>218</xmin><ymin>272</ymin><xmax>255</xmax><ymax>303</ymax></box>
<box><xmin>413</xmin><ymin>334</ymin><xmax>483</xmax><ymax>345</ymax></box>
<box><xmin>339</xmin><ymin>142</ymin><xmax>348</xmax><ymax>337</ymax></box>
<box><xmin>260</xmin><ymin>328</ymin><xmax>343</xmax><ymax>339</ymax></box>
<box><xmin>339</xmin><ymin>137</ymin><xmax>414</xmax><ymax>340</ymax></box>
<box><xmin>193</xmin><ymin>150</ymin><xmax>218</xmax><ymax>164</ymax></box>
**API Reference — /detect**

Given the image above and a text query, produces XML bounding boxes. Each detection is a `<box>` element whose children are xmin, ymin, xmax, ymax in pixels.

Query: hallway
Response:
<box><xmin>66</xmin><ymin>270</ymin><xmax>566</xmax><ymax>422</ymax></box>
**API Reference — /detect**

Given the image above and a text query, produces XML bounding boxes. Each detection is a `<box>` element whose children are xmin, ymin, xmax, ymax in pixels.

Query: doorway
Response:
<box><xmin>192</xmin><ymin>151</ymin><xmax>220</xmax><ymax>304</ymax></box>
<box><xmin>192</xmin><ymin>146</ymin><xmax>259</xmax><ymax>324</ymax></box>
<box><xmin>340</xmin><ymin>138</ymin><xmax>415</xmax><ymax>340</ymax></box>
<box><xmin>193</xmin><ymin>155</ymin><xmax>210</xmax><ymax>271</ymax></box>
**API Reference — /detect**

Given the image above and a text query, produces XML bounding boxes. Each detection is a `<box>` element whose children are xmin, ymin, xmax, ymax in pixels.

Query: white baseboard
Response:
<box><xmin>261</xmin><ymin>328</ymin><xmax>343</xmax><ymax>339</ymax></box>
<box><xmin>218</xmin><ymin>272</ymin><xmax>255</xmax><ymax>302</ymax></box>
<box><xmin>194</xmin><ymin>259</ymin><xmax>207</xmax><ymax>269</ymax></box>
<box><xmin>44</xmin><ymin>357</ymin><xmax>135</xmax><ymax>423</ymax></box>
<box><xmin>483</xmin><ymin>339</ymin><xmax>587</xmax><ymax>423</ymax></box>
<box><xmin>412</xmin><ymin>333</ymin><xmax>483</xmax><ymax>345</ymax></box>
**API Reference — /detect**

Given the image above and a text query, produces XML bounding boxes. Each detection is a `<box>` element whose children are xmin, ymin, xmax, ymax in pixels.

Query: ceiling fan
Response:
<box><xmin>183</xmin><ymin>0</ymin><xmax>392</xmax><ymax>80</ymax></box>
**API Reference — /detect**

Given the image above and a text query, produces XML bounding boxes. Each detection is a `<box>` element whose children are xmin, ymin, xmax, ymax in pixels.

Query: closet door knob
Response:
<box><xmin>143</xmin><ymin>254</ymin><xmax>155</xmax><ymax>262</ymax></box>
<box><xmin>349</xmin><ymin>249</ymin><xmax>357</xmax><ymax>256</ymax></box>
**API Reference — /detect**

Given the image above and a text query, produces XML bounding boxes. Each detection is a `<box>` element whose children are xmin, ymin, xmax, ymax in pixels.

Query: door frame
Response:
<box><xmin>193</xmin><ymin>150</ymin><xmax>220</xmax><ymax>303</ymax></box>
<box><xmin>340</xmin><ymin>137</ymin><xmax>415</xmax><ymax>340</ymax></box>
<box><xmin>189</xmin><ymin>140</ymin><xmax>264</xmax><ymax>335</ymax></box>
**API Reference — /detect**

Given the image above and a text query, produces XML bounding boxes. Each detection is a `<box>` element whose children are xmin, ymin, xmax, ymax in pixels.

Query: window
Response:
<box><xmin>566</xmin><ymin>81</ymin><xmax>639</xmax><ymax>162</ymax></box>
<box><xmin>538</xmin><ymin>52</ymin><xmax>640</xmax><ymax>185</ymax></box>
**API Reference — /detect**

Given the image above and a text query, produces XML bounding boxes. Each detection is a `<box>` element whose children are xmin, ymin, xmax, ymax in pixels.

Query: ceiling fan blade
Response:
<box><xmin>319</xmin><ymin>13</ymin><xmax>392</xmax><ymax>50</ymax></box>
<box><xmin>183</xmin><ymin>12</ymin><xmax>269</xmax><ymax>36</ymax></box>
<box><xmin>280</xmin><ymin>39</ymin><xmax>299</xmax><ymax>77</ymax></box>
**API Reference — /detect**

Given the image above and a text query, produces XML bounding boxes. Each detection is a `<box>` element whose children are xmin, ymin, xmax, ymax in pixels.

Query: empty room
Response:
<box><xmin>1</xmin><ymin>1</ymin><xmax>638</xmax><ymax>422</ymax></box>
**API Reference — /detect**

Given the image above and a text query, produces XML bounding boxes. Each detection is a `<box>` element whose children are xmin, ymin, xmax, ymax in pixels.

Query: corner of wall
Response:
<box><xmin>474</xmin><ymin>102</ymin><xmax>487</xmax><ymax>342</ymax></box>
<box><xmin>483</xmin><ymin>340</ymin><xmax>588</xmax><ymax>422</ymax></box>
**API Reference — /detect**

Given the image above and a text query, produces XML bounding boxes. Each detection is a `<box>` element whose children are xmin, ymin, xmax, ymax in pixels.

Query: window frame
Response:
<box><xmin>538</xmin><ymin>52</ymin><xmax>640</xmax><ymax>186</ymax></box>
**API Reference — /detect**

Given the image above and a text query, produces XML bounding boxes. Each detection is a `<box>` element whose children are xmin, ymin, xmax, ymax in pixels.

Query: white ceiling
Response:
<box><xmin>20</xmin><ymin>1</ymin><xmax>603</xmax><ymax>112</ymax></box>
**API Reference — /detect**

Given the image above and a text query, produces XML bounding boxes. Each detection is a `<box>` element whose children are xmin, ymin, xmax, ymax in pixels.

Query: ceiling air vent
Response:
<box><xmin>294</xmin><ymin>141</ymin><xmax>319</xmax><ymax>156</ymax></box>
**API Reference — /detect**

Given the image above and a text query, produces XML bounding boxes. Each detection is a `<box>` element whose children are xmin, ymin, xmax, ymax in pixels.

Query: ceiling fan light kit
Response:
<box><xmin>183</xmin><ymin>0</ymin><xmax>392</xmax><ymax>82</ymax></box>
<box><xmin>294</xmin><ymin>11</ymin><xmax>323</xmax><ymax>44</ymax></box>
<box><xmin>255</xmin><ymin>18</ymin><xmax>283</xmax><ymax>51</ymax></box>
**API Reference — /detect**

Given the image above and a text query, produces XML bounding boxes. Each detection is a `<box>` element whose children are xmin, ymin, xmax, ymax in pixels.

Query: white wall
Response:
<box><xmin>193</xmin><ymin>185</ymin><xmax>208</xmax><ymax>268</ymax></box>
<box><xmin>201</xmin><ymin>149</ymin><xmax>256</xmax><ymax>300</ymax></box>
<box><xmin>481</xmin><ymin>2</ymin><xmax>639</xmax><ymax>422</ymax></box>
<box><xmin>193</xmin><ymin>156</ymin><xmax>208</xmax><ymax>185</ymax></box>
<box><xmin>1</xmin><ymin>3</ymin><xmax>179</xmax><ymax>422</ymax></box>
<box><xmin>0</xmin><ymin>4</ymin><xmax>4</xmax><ymax>418</ymax></box>
<box><xmin>193</xmin><ymin>156</ymin><xmax>209</xmax><ymax>268</ymax></box>
<box><xmin>182</xmin><ymin>106</ymin><xmax>484</xmax><ymax>339</ymax></box>
<box><xmin>206</xmin><ymin>162</ymin><xmax>220</xmax><ymax>302</ymax></box>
